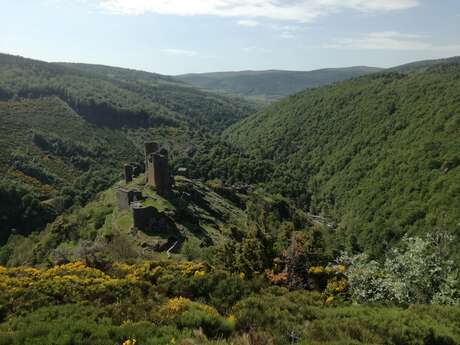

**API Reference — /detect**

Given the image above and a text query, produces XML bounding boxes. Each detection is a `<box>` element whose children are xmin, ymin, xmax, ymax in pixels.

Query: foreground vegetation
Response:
<box><xmin>0</xmin><ymin>254</ymin><xmax>458</xmax><ymax>345</ymax></box>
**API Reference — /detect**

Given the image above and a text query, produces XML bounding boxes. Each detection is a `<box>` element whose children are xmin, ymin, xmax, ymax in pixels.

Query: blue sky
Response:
<box><xmin>1</xmin><ymin>0</ymin><xmax>459</xmax><ymax>75</ymax></box>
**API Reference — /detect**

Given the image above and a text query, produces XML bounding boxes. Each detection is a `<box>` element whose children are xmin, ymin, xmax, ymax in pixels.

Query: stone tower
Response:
<box><xmin>144</xmin><ymin>142</ymin><xmax>159</xmax><ymax>167</ymax></box>
<box><xmin>145</xmin><ymin>144</ymin><xmax>172</xmax><ymax>197</ymax></box>
<box><xmin>124</xmin><ymin>164</ymin><xmax>133</xmax><ymax>183</ymax></box>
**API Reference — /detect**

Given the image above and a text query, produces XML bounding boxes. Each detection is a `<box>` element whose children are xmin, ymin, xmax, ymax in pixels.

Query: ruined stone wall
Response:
<box><xmin>116</xmin><ymin>188</ymin><xmax>131</xmax><ymax>210</ymax></box>
<box><xmin>132</xmin><ymin>204</ymin><xmax>177</xmax><ymax>234</ymax></box>
<box><xmin>117</xmin><ymin>188</ymin><xmax>143</xmax><ymax>210</ymax></box>
<box><xmin>132</xmin><ymin>205</ymin><xmax>155</xmax><ymax>231</ymax></box>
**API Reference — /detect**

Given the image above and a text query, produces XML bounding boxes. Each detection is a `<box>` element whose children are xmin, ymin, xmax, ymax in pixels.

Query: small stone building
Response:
<box><xmin>116</xmin><ymin>188</ymin><xmax>143</xmax><ymax>210</ymax></box>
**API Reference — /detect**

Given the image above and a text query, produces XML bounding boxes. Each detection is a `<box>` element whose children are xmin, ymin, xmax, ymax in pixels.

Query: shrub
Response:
<box><xmin>0</xmin><ymin>304</ymin><xmax>195</xmax><ymax>345</ymax></box>
<box><xmin>154</xmin><ymin>297</ymin><xmax>235</xmax><ymax>338</ymax></box>
<box><xmin>340</xmin><ymin>235</ymin><xmax>459</xmax><ymax>305</ymax></box>
<box><xmin>233</xmin><ymin>288</ymin><xmax>323</xmax><ymax>344</ymax></box>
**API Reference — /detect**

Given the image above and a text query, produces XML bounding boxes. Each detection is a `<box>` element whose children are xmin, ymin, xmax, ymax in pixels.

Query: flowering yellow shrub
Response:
<box><xmin>306</xmin><ymin>264</ymin><xmax>350</xmax><ymax>303</ymax></box>
<box><xmin>155</xmin><ymin>296</ymin><xmax>220</xmax><ymax>322</ymax></box>
<box><xmin>327</xmin><ymin>277</ymin><xmax>348</xmax><ymax>294</ymax></box>
<box><xmin>0</xmin><ymin>259</ymin><xmax>214</xmax><ymax>319</ymax></box>
<box><xmin>165</xmin><ymin>297</ymin><xmax>191</xmax><ymax>314</ymax></box>
<box><xmin>153</xmin><ymin>296</ymin><xmax>234</xmax><ymax>338</ymax></box>
<box><xmin>0</xmin><ymin>262</ymin><xmax>146</xmax><ymax>313</ymax></box>
<box><xmin>113</xmin><ymin>260</ymin><xmax>206</xmax><ymax>283</ymax></box>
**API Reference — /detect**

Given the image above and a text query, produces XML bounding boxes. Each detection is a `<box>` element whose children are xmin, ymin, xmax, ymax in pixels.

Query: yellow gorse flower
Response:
<box><xmin>166</xmin><ymin>297</ymin><xmax>191</xmax><ymax>313</ymax></box>
<box><xmin>337</xmin><ymin>264</ymin><xmax>347</xmax><ymax>273</ymax></box>
<box><xmin>308</xmin><ymin>266</ymin><xmax>325</xmax><ymax>274</ymax></box>
<box><xmin>194</xmin><ymin>270</ymin><xmax>206</xmax><ymax>278</ymax></box>
<box><xmin>122</xmin><ymin>338</ymin><xmax>137</xmax><ymax>345</ymax></box>
<box><xmin>227</xmin><ymin>314</ymin><xmax>237</xmax><ymax>322</ymax></box>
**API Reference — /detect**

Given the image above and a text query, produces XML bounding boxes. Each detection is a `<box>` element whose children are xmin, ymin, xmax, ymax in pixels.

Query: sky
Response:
<box><xmin>1</xmin><ymin>0</ymin><xmax>460</xmax><ymax>75</ymax></box>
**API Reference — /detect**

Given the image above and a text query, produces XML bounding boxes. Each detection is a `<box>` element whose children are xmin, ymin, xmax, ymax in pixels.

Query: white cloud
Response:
<box><xmin>160</xmin><ymin>48</ymin><xmax>198</xmax><ymax>57</ymax></box>
<box><xmin>99</xmin><ymin>0</ymin><xmax>420</xmax><ymax>22</ymax></box>
<box><xmin>237</xmin><ymin>19</ymin><xmax>259</xmax><ymax>27</ymax></box>
<box><xmin>324</xmin><ymin>32</ymin><xmax>460</xmax><ymax>51</ymax></box>
<box><xmin>272</xmin><ymin>24</ymin><xmax>302</xmax><ymax>39</ymax></box>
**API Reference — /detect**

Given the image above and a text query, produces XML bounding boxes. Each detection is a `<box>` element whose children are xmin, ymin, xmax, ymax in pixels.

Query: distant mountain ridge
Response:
<box><xmin>176</xmin><ymin>56</ymin><xmax>460</xmax><ymax>102</ymax></box>
<box><xmin>388</xmin><ymin>56</ymin><xmax>460</xmax><ymax>73</ymax></box>
<box><xmin>176</xmin><ymin>66</ymin><xmax>383</xmax><ymax>102</ymax></box>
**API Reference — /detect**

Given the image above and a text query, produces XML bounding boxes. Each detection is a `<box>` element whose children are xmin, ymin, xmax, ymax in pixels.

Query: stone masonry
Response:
<box><xmin>116</xmin><ymin>188</ymin><xmax>143</xmax><ymax>210</ymax></box>
<box><xmin>124</xmin><ymin>164</ymin><xmax>133</xmax><ymax>183</ymax></box>
<box><xmin>145</xmin><ymin>143</ymin><xmax>172</xmax><ymax>197</ymax></box>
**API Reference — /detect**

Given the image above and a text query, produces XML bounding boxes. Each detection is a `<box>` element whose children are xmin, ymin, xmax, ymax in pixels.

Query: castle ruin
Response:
<box><xmin>116</xmin><ymin>142</ymin><xmax>175</xmax><ymax>233</ymax></box>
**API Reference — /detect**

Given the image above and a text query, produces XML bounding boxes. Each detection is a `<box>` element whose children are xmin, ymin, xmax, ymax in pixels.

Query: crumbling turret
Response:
<box><xmin>144</xmin><ymin>142</ymin><xmax>159</xmax><ymax>167</ymax></box>
<box><xmin>145</xmin><ymin>143</ymin><xmax>172</xmax><ymax>197</ymax></box>
<box><xmin>124</xmin><ymin>164</ymin><xmax>133</xmax><ymax>183</ymax></box>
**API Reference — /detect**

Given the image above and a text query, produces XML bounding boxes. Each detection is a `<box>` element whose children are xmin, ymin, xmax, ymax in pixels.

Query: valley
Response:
<box><xmin>0</xmin><ymin>52</ymin><xmax>459</xmax><ymax>345</ymax></box>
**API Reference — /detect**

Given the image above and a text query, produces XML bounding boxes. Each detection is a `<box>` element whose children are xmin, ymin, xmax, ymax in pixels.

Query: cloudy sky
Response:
<box><xmin>1</xmin><ymin>0</ymin><xmax>459</xmax><ymax>74</ymax></box>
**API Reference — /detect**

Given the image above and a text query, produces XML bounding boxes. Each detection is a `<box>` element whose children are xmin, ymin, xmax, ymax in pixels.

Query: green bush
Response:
<box><xmin>0</xmin><ymin>304</ymin><xmax>194</xmax><ymax>345</ymax></box>
<box><xmin>341</xmin><ymin>235</ymin><xmax>459</xmax><ymax>305</ymax></box>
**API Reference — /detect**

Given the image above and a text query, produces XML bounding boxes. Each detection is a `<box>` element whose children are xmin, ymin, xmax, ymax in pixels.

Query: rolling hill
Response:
<box><xmin>176</xmin><ymin>67</ymin><xmax>382</xmax><ymax>102</ymax></box>
<box><xmin>225</xmin><ymin>63</ymin><xmax>460</xmax><ymax>259</ymax></box>
<box><xmin>389</xmin><ymin>56</ymin><xmax>460</xmax><ymax>73</ymax></box>
<box><xmin>176</xmin><ymin>57</ymin><xmax>460</xmax><ymax>103</ymax></box>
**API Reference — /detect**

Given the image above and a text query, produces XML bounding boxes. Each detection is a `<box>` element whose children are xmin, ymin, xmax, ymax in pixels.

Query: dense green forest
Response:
<box><xmin>225</xmin><ymin>64</ymin><xmax>460</xmax><ymax>260</ymax></box>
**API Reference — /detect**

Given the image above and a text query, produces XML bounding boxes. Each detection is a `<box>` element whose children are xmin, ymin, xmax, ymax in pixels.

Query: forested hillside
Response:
<box><xmin>389</xmin><ymin>56</ymin><xmax>460</xmax><ymax>73</ymax></box>
<box><xmin>0</xmin><ymin>53</ymin><xmax>257</xmax><ymax>243</ymax></box>
<box><xmin>176</xmin><ymin>67</ymin><xmax>381</xmax><ymax>102</ymax></box>
<box><xmin>225</xmin><ymin>64</ymin><xmax>460</xmax><ymax>259</ymax></box>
